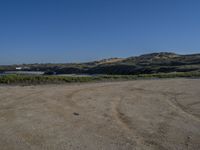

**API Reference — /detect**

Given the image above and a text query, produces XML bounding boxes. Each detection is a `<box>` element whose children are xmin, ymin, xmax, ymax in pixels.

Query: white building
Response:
<box><xmin>16</xmin><ymin>67</ymin><xmax>22</xmax><ymax>70</ymax></box>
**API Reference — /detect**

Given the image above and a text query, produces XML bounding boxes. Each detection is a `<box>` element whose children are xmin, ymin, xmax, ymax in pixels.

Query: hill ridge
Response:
<box><xmin>0</xmin><ymin>52</ymin><xmax>200</xmax><ymax>75</ymax></box>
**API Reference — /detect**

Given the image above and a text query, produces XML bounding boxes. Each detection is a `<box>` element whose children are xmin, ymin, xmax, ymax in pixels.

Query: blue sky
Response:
<box><xmin>0</xmin><ymin>0</ymin><xmax>200</xmax><ymax>65</ymax></box>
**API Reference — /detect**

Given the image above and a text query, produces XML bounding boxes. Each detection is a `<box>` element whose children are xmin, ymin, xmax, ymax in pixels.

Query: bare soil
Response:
<box><xmin>0</xmin><ymin>79</ymin><xmax>200</xmax><ymax>150</ymax></box>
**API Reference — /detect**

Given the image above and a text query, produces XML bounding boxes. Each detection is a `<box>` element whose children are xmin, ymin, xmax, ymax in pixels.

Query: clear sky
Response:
<box><xmin>0</xmin><ymin>0</ymin><xmax>200</xmax><ymax>65</ymax></box>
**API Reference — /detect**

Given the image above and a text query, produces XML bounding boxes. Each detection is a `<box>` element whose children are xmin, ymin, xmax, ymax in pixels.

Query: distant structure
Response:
<box><xmin>16</xmin><ymin>66</ymin><xmax>30</xmax><ymax>70</ymax></box>
<box><xmin>16</xmin><ymin>67</ymin><xmax>22</xmax><ymax>70</ymax></box>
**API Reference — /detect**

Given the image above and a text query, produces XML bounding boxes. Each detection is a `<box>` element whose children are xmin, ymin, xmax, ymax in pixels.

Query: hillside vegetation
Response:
<box><xmin>0</xmin><ymin>72</ymin><xmax>200</xmax><ymax>85</ymax></box>
<box><xmin>0</xmin><ymin>52</ymin><xmax>200</xmax><ymax>75</ymax></box>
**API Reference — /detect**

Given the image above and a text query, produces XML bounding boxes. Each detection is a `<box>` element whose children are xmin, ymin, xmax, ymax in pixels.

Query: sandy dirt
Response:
<box><xmin>0</xmin><ymin>79</ymin><xmax>200</xmax><ymax>150</ymax></box>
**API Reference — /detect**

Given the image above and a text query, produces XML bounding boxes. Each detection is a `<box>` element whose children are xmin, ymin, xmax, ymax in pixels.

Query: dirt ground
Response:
<box><xmin>0</xmin><ymin>79</ymin><xmax>200</xmax><ymax>150</ymax></box>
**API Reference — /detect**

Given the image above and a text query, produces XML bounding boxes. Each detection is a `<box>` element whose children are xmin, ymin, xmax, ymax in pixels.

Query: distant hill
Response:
<box><xmin>84</xmin><ymin>52</ymin><xmax>200</xmax><ymax>75</ymax></box>
<box><xmin>1</xmin><ymin>52</ymin><xmax>200</xmax><ymax>75</ymax></box>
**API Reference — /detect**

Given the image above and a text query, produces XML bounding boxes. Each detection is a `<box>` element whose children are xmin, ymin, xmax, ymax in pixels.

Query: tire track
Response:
<box><xmin>110</xmin><ymin>86</ymin><xmax>200</xmax><ymax>149</ymax></box>
<box><xmin>110</xmin><ymin>95</ymin><xmax>148</xmax><ymax>148</ymax></box>
<box><xmin>0</xmin><ymin>90</ymin><xmax>44</xmax><ymax>110</ymax></box>
<box><xmin>63</xmin><ymin>84</ymin><xmax>119</xmax><ymax>109</ymax></box>
<box><xmin>168</xmin><ymin>94</ymin><xmax>200</xmax><ymax>122</ymax></box>
<box><xmin>128</xmin><ymin>87</ymin><xmax>200</xmax><ymax>122</ymax></box>
<box><xmin>45</xmin><ymin>84</ymin><xmax>117</xmax><ymax>119</ymax></box>
<box><xmin>187</xmin><ymin>101</ymin><xmax>200</xmax><ymax>107</ymax></box>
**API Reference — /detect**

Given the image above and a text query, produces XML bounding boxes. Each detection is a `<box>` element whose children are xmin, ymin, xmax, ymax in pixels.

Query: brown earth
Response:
<box><xmin>0</xmin><ymin>79</ymin><xmax>200</xmax><ymax>150</ymax></box>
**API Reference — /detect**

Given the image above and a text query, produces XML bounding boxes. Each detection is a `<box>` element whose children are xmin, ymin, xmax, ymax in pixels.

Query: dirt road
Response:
<box><xmin>0</xmin><ymin>79</ymin><xmax>200</xmax><ymax>150</ymax></box>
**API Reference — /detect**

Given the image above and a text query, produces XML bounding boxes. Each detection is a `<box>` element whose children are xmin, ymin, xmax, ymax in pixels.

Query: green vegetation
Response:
<box><xmin>1</xmin><ymin>52</ymin><xmax>200</xmax><ymax>85</ymax></box>
<box><xmin>0</xmin><ymin>74</ymin><xmax>95</xmax><ymax>84</ymax></box>
<box><xmin>0</xmin><ymin>72</ymin><xmax>200</xmax><ymax>85</ymax></box>
<box><xmin>1</xmin><ymin>52</ymin><xmax>200</xmax><ymax>75</ymax></box>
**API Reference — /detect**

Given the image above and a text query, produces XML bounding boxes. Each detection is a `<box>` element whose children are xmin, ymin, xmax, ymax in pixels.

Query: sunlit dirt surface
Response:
<box><xmin>0</xmin><ymin>79</ymin><xmax>200</xmax><ymax>150</ymax></box>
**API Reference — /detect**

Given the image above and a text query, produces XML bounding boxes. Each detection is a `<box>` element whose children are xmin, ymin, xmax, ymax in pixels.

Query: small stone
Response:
<box><xmin>73</xmin><ymin>112</ymin><xmax>79</xmax><ymax>116</ymax></box>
